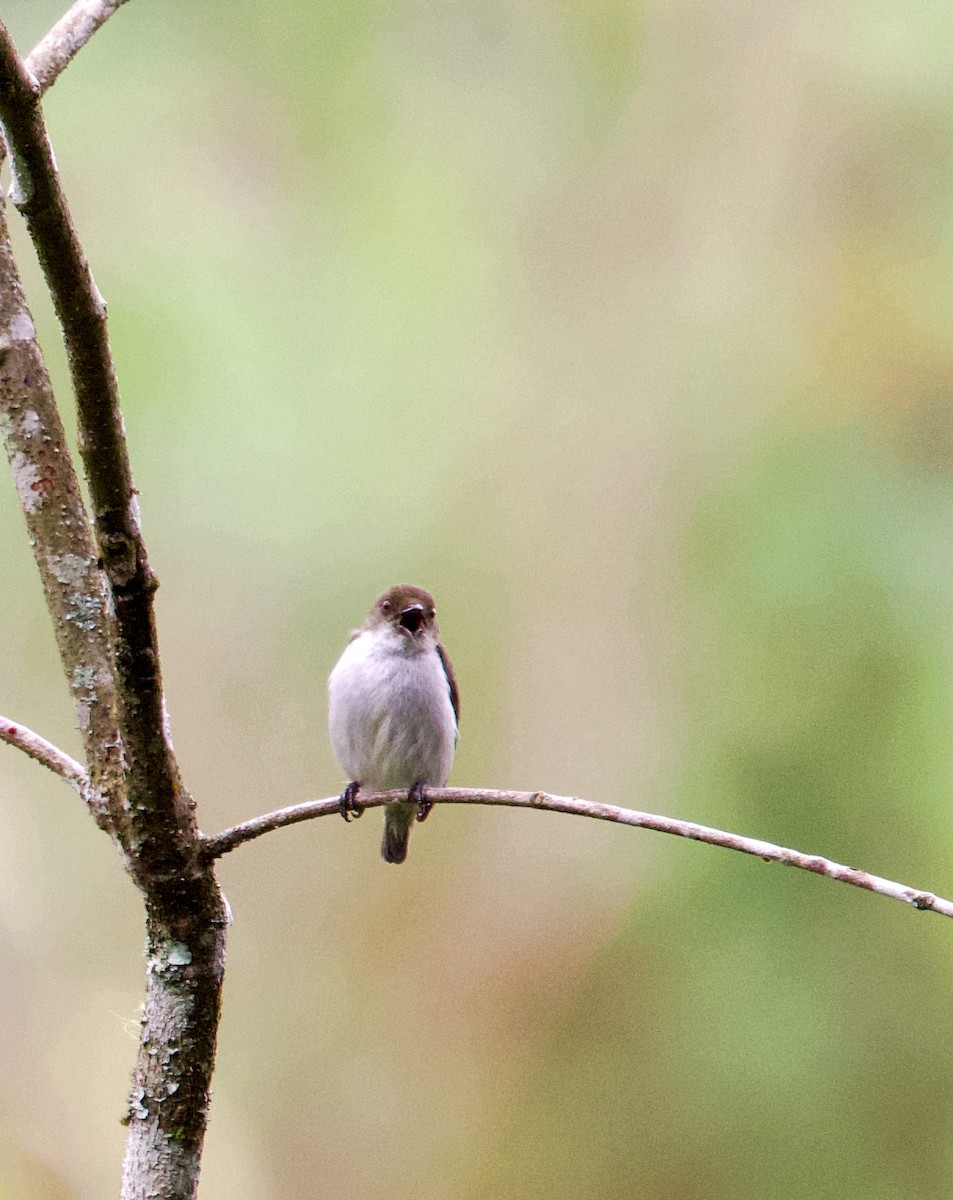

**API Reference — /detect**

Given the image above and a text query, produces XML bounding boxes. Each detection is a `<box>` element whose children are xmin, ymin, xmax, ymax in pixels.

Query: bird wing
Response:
<box><xmin>436</xmin><ymin>642</ymin><xmax>460</xmax><ymax>728</ymax></box>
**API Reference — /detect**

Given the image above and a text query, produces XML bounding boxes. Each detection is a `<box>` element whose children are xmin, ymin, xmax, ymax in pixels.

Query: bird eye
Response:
<box><xmin>381</xmin><ymin>599</ymin><xmax>392</xmax><ymax>612</ymax></box>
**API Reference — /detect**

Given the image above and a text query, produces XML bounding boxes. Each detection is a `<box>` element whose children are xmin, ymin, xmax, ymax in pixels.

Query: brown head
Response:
<box><xmin>363</xmin><ymin>584</ymin><xmax>440</xmax><ymax>641</ymax></box>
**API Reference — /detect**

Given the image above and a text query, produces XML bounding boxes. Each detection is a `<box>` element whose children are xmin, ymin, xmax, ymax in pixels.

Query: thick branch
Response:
<box><xmin>0</xmin><ymin>714</ymin><xmax>89</xmax><ymax>791</ymax></box>
<box><xmin>25</xmin><ymin>0</ymin><xmax>132</xmax><ymax>94</ymax></box>
<box><xmin>121</xmin><ymin>877</ymin><xmax>228</xmax><ymax>1200</ymax></box>
<box><xmin>202</xmin><ymin>788</ymin><xmax>953</xmax><ymax>919</ymax></box>
<box><xmin>0</xmin><ymin>193</ymin><xmax>120</xmax><ymax>829</ymax></box>
<box><xmin>0</xmin><ymin>19</ymin><xmax>194</xmax><ymax>880</ymax></box>
<box><xmin>0</xmin><ymin>26</ymin><xmax>222</xmax><ymax>1195</ymax></box>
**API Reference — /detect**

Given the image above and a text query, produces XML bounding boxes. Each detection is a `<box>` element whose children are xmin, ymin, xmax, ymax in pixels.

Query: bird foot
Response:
<box><xmin>409</xmin><ymin>781</ymin><xmax>432</xmax><ymax>822</ymax></box>
<box><xmin>339</xmin><ymin>781</ymin><xmax>364</xmax><ymax>822</ymax></box>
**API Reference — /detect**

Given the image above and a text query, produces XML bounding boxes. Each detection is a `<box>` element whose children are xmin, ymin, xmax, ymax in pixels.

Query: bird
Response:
<box><xmin>328</xmin><ymin>585</ymin><xmax>459</xmax><ymax>863</ymax></box>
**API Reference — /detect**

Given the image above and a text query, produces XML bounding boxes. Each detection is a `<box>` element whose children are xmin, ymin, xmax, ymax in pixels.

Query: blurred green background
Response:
<box><xmin>2</xmin><ymin>0</ymin><xmax>953</xmax><ymax>1196</ymax></box>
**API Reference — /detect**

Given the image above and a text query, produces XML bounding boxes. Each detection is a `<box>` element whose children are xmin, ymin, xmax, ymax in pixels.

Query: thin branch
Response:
<box><xmin>0</xmin><ymin>714</ymin><xmax>89</xmax><ymax>792</ymax></box>
<box><xmin>25</xmin><ymin>0</ymin><xmax>132</xmax><ymax>94</ymax></box>
<box><xmin>202</xmin><ymin>788</ymin><xmax>953</xmax><ymax>919</ymax></box>
<box><xmin>0</xmin><ymin>18</ymin><xmax>194</xmax><ymax>881</ymax></box>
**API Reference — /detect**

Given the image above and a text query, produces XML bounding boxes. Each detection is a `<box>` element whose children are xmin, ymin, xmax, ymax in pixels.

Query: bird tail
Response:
<box><xmin>381</xmin><ymin>802</ymin><xmax>415</xmax><ymax>864</ymax></box>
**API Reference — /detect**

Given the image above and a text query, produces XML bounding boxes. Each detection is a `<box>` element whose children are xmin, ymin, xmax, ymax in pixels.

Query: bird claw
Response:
<box><xmin>339</xmin><ymin>781</ymin><xmax>364</xmax><ymax>822</ymax></box>
<box><xmin>409</xmin><ymin>781</ymin><xmax>432</xmax><ymax>823</ymax></box>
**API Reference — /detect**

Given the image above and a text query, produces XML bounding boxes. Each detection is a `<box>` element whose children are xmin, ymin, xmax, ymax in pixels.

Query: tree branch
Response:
<box><xmin>202</xmin><ymin>788</ymin><xmax>953</xmax><ymax>919</ymax></box>
<box><xmin>0</xmin><ymin>714</ymin><xmax>89</xmax><ymax>792</ymax></box>
<box><xmin>0</xmin><ymin>191</ymin><xmax>121</xmax><ymax>831</ymax></box>
<box><xmin>0</xmin><ymin>17</ymin><xmax>194</xmax><ymax>881</ymax></box>
<box><xmin>0</xmin><ymin>23</ymin><xmax>227</xmax><ymax>1199</ymax></box>
<box><xmin>25</xmin><ymin>0</ymin><xmax>132</xmax><ymax>94</ymax></box>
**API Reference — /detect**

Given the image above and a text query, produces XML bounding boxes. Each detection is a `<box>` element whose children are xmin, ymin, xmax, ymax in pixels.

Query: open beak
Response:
<box><xmin>398</xmin><ymin>602</ymin><xmax>426</xmax><ymax>635</ymax></box>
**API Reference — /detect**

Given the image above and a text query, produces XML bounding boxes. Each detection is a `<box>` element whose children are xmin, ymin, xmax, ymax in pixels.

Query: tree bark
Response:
<box><xmin>121</xmin><ymin>876</ymin><xmax>229</xmax><ymax>1200</ymax></box>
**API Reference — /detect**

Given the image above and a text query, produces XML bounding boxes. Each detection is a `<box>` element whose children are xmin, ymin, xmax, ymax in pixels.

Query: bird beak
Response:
<box><xmin>398</xmin><ymin>603</ymin><xmax>426</xmax><ymax>635</ymax></box>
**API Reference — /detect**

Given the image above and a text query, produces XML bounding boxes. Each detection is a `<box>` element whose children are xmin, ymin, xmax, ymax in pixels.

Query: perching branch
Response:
<box><xmin>202</xmin><ymin>788</ymin><xmax>953</xmax><ymax>920</ymax></box>
<box><xmin>0</xmin><ymin>714</ymin><xmax>89</xmax><ymax>793</ymax></box>
<box><xmin>25</xmin><ymin>0</ymin><xmax>132</xmax><ymax>94</ymax></box>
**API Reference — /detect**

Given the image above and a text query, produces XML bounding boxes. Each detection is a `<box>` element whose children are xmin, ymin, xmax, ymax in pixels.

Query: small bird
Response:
<box><xmin>328</xmin><ymin>585</ymin><xmax>460</xmax><ymax>863</ymax></box>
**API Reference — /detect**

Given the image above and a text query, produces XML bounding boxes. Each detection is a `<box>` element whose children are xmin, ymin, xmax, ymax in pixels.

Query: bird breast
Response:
<box><xmin>328</xmin><ymin>631</ymin><xmax>457</xmax><ymax>789</ymax></box>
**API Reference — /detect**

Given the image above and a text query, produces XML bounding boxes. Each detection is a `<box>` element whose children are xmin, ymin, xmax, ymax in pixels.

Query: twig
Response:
<box><xmin>0</xmin><ymin>714</ymin><xmax>88</xmax><ymax>792</ymax></box>
<box><xmin>202</xmin><ymin>788</ymin><xmax>953</xmax><ymax>919</ymax></box>
<box><xmin>25</xmin><ymin>0</ymin><xmax>132</xmax><ymax>94</ymax></box>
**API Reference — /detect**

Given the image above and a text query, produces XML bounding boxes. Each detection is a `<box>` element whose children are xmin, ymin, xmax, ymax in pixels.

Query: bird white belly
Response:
<box><xmin>328</xmin><ymin>635</ymin><xmax>456</xmax><ymax>789</ymax></box>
